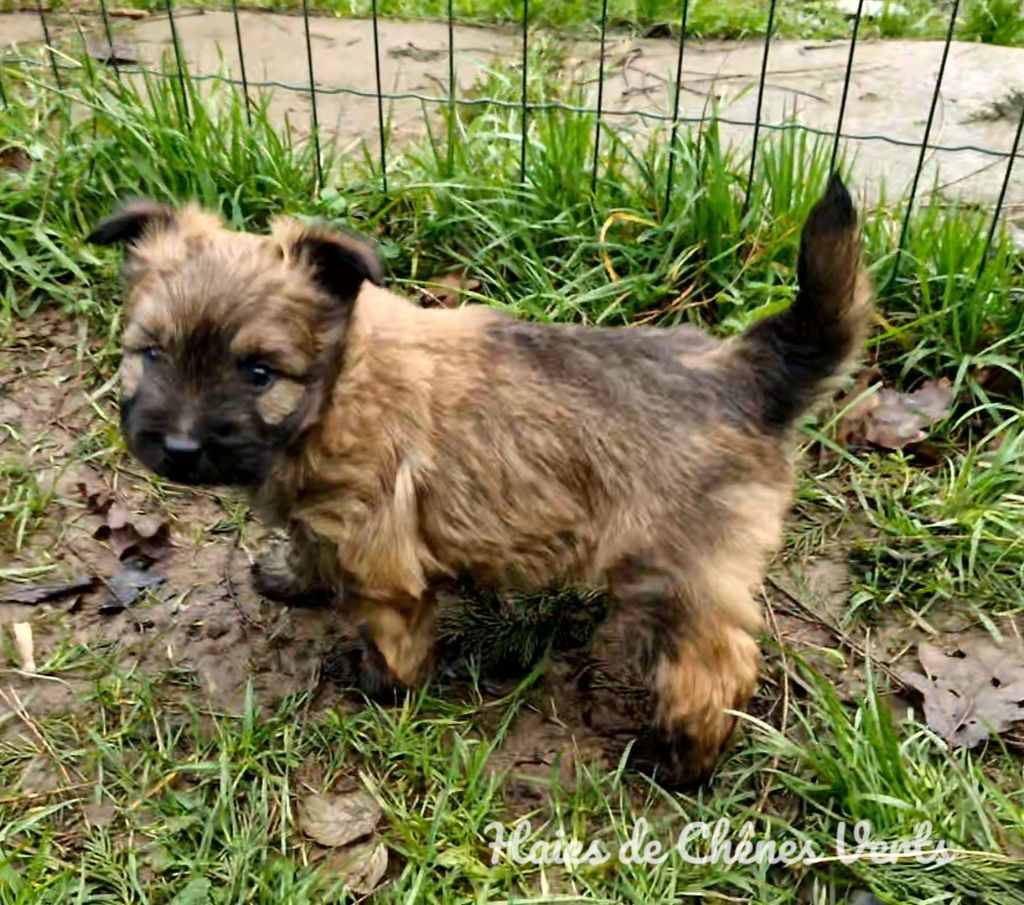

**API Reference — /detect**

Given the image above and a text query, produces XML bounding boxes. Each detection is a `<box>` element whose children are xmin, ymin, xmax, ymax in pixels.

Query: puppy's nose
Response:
<box><xmin>163</xmin><ymin>433</ymin><xmax>201</xmax><ymax>465</ymax></box>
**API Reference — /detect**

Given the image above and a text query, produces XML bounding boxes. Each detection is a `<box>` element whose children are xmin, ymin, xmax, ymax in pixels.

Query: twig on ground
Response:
<box><xmin>0</xmin><ymin>781</ymin><xmax>91</xmax><ymax>806</ymax></box>
<box><xmin>224</xmin><ymin>528</ymin><xmax>264</xmax><ymax>632</ymax></box>
<box><xmin>766</xmin><ymin>575</ymin><xmax>903</xmax><ymax>685</ymax></box>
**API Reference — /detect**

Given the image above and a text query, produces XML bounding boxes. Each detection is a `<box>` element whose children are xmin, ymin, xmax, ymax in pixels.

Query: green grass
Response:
<box><xmin>1</xmin><ymin>653</ymin><xmax>1022</xmax><ymax>902</ymax></box>
<box><xmin>961</xmin><ymin>0</ymin><xmax>1024</xmax><ymax>45</ymax></box>
<box><xmin>2</xmin><ymin>36</ymin><xmax>1024</xmax><ymax>904</ymax></box>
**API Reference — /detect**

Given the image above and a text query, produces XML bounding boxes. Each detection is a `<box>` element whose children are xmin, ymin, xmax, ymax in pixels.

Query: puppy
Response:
<box><xmin>88</xmin><ymin>176</ymin><xmax>870</xmax><ymax>785</ymax></box>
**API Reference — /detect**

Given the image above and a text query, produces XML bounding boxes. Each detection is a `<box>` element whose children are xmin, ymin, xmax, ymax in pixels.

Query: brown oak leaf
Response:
<box><xmin>93</xmin><ymin>503</ymin><xmax>172</xmax><ymax>560</ymax></box>
<box><xmin>839</xmin><ymin>378</ymin><xmax>953</xmax><ymax>450</ymax></box>
<box><xmin>903</xmin><ymin>639</ymin><xmax>1024</xmax><ymax>748</ymax></box>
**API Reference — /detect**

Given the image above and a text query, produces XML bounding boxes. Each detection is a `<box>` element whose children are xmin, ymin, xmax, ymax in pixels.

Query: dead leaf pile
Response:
<box><xmin>903</xmin><ymin>639</ymin><xmax>1024</xmax><ymax>748</ymax></box>
<box><xmin>77</xmin><ymin>480</ymin><xmax>171</xmax><ymax>612</ymax></box>
<box><xmin>297</xmin><ymin>789</ymin><xmax>388</xmax><ymax>895</ymax></box>
<box><xmin>93</xmin><ymin>502</ymin><xmax>172</xmax><ymax>561</ymax></box>
<box><xmin>838</xmin><ymin>378</ymin><xmax>954</xmax><ymax>451</ymax></box>
<box><xmin>77</xmin><ymin>478</ymin><xmax>113</xmax><ymax>514</ymax></box>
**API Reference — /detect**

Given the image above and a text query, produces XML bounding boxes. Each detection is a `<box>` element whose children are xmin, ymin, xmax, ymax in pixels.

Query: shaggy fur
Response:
<box><xmin>89</xmin><ymin>177</ymin><xmax>871</xmax><ymax>785</ymax></box>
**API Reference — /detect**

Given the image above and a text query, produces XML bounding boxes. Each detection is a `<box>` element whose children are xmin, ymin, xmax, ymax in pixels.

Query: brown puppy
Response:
<box><xmin>88</xmin><ymin>177</ymin><xmax>871</xmax><ymax>785</ymax></box>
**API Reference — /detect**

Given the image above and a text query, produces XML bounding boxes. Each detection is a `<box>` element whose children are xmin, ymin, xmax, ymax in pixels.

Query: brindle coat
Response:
<box><xmin>89</xmin><ymin>176</ymin><xmax>871</xmax><ymax>785</ymax></box>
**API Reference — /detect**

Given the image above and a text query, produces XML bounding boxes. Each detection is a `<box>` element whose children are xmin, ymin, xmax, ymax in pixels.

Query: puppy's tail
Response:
<box><xmin>737</xmin><ymin>174</ymin><xmax>871</xmax><ymax>430</ymax></box>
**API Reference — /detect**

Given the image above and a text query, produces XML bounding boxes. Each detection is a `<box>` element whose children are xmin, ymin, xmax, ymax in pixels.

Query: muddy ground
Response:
<box><xmin>3</xmin><ymin>8</ymin><xmax>1023</xmax><ymax>792</ymax></box>
<box><xmin>0</xmin><ymin>310</ymin><xmax>625</xmax><ymax>782</ymax></box>
<box><xmin>4</xmin><ymin>308</ymin><xmax>1020</xmax><ymax>792</ymax></box>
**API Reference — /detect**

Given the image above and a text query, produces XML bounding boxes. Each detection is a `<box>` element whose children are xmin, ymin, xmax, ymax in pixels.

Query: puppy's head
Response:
<box><xmin>89</xmin><ymin>199</ymin><xmax>382</xmax><ymax>486</ymax></box>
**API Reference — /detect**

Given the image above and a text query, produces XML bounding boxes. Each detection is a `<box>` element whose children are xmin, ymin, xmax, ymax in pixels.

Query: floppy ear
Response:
<box><xmin>87</xmin><ymin>198</ymin><xmax>176</xmax><ymax>246</ymax></box>
<box><xmin>282</xmin><ymin>221</ymin><xmax>384</xmax><ymax>302</ymax></box>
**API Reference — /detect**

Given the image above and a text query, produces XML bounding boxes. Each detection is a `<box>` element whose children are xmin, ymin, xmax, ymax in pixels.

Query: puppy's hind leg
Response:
<box><xmin>585</xmin><ymin>559</ymin><xmax>761</xmax><ymax>788</ymax></box>
<box><xmin>646</xmin><ymin>602</ymin><xmax>760</xmax><ymax>786</ymax></box>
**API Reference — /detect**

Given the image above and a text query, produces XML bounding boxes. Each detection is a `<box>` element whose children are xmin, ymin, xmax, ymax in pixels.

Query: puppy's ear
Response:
<box><xmin>87</xmin><ymin>199</ymin><xmax>176</xmax><ymax>246</ymax></box>
<box><xmin>278</xmin><ymin>220</ymin><xmax>384</xmax><ymax>302</ymax></box>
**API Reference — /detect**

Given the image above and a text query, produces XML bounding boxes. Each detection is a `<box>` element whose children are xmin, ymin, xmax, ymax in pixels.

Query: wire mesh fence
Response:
<box><xmin>3</xmin><ymin>0</ymin><xmax>1023</xmax><ymax>280</ymax></box>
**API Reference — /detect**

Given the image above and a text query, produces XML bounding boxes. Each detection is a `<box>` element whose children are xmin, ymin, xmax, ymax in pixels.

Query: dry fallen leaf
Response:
<box><xmin>99</xmin><ymin>564</ymin><xmax>166</xmax><ymax>614</ymax></box>
<box><xmin>838</xmin><ymin>378</ymin><xmax>953</xmax><ymax>450</ymax></box>
<box><xmin>94</xmin><ymin>502</ymin><xmax>172</xmax><ymax>560</ymax></box>
<box><xmin>85</xmin><ymin>39</ymin><xmax>139</xmax><ymax>66</ymax></box>
<box><xmin>0</xmin><ymin>146</ymin><xmax>31</xmax><ymax>173</ymax></box>
<box><xmin>81</xmin><ymin>801</ymin><xmax>118</xmax><ymax>830</ymax></box>
<box><xmin>13</xmin><ymin>623</ymin><xmax>36</xmax><ymax>673</ymax></box>
<box><xmin>77</xmin><ymin>478</ymin><xmax>114</xmax><ymax>515</ymax></box>
<box><xmin>416</xmin><ymin>270</ymin><xmax>480</xmax><ymax>309</ymax></box>
<box><xmin>298</xmin><ymin>791</ymin><xmax>382</xmax><ymax>848</ymax></box>
<box><xmin>322</xmin><ymin>840</ymin><xmax>389</xmax><ymax>896</ymax></box>
<box><xmin>974</xmin><ymin>364</ymin><xmax>1020</xmax><ymax>398</ymax></box>
<box><xmin>0</xmin><ymin>575</ymin><xmax>95</xmax><ymax>605</ymax></box>
<box><xmin>903</xmin><ymin>638</ymin><xmax>1024</xmax><ymax>748</ymax></box>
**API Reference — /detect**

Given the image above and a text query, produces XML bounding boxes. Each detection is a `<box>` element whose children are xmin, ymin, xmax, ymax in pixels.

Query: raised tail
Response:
<box><xmin>738</xmin><ymin>174</ymin><xmax>872</xmax><ymax>430</ymax></box>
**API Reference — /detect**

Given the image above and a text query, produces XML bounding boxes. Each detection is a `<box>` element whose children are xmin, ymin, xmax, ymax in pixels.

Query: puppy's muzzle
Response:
<box><xmin>161</xmin><ymin>432</ymin><xmax>202</xmax><ymax>479</ymax></box>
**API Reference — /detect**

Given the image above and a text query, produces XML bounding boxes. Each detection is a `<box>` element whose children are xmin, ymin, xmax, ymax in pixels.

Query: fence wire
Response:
<box><xmin>164</xmin><ymin>0</ymin><xmax>190</xmax><ymax>123</ymax></box>
<box><xmin>519</xmin><ymin>0</ymin><xmax>529</xmax><ymax>185</ymax></box>
<box><xmin>743</xmin><ymin>0</ymin><xmax>777</xmax><ymax>216</ymax></box>
<box><xmin>300</xmin><ymin>0</ymin><xmax>323</xmax><ymax>190</ymax></box>
<box><xmin>230</xmin><ymin>0</ymin><xmax>250</xmax><ymax>124</ymax></box>
<box><xmin>891</xmin><ymin>0</ymin><xmax>962</xmax><ymax>286</ymax></box>
<box><xmin>6</xmin><ymin>0</ymin><xmax>1024</xmax><ymax>279</ymax></box>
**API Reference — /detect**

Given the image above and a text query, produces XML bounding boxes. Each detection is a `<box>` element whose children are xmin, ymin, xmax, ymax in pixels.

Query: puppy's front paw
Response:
<box><xmin>252</xmin><ymin>547</ymin><xmax>330</xmax><ymax>607</ymax></box>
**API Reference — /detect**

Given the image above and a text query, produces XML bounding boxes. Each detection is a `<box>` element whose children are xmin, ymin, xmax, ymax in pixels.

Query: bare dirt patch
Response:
<box><xmin>0</xmin><ymin>312</ymin><xmax>355</xmax><ymax>720</ymax></box>
<box><xmin>3</xmin><ymin>309</ymin><xmax>1021</xmax><ymax>777</ymax></box>
<box><xmin>0</xmin><ymin>308</ymin><xmax>745</xmax><ymax>795</ymax></box>
<box><xmin>0</xmin><ymin>311</ymin><xmax>626</xmax><ymax>776</ymax></box>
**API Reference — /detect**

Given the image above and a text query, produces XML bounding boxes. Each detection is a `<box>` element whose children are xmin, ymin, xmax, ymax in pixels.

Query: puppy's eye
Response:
<box><xmin>143</xmin><ymin>346</ymin><xmax>162</xmax><ymax>363</ymax></box>
<box><xmin>241</xmin><ymin>360</ymin><xmax>276</xmax><ymax>389</ymax></box>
